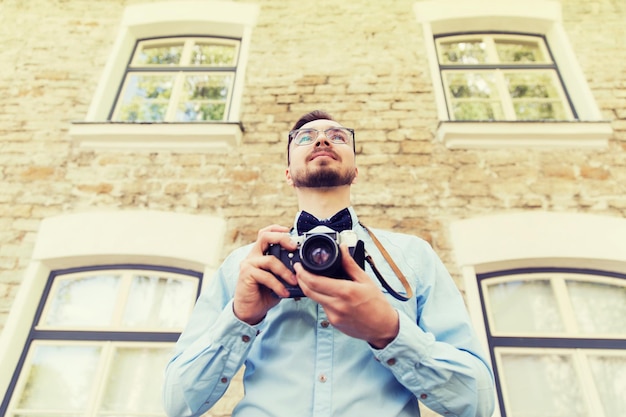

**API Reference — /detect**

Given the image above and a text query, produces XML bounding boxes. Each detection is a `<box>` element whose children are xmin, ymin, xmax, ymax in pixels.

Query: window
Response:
<box><xmin>437</xmin><ymin>33</ymin><xmax>574</xmax><ymax>122</ymax></box>
<box><xmin>69</xmin><ymin>1</ymin><xmax>259</xmax><ymax>151</ymax></box>
<box><xmin>450</xmin><ymin>212</ymin><xmax>626</xmax><ymax>417</ymax></box>
<box><xmin>414</xmin><ymin>0</ymin><xmax>612</xmax><ymax>148</ymax></box>
<box><xmin>0</xmin><ymin>211</ymin><xmax>227</xmax><ymax>417</ymax></box>
<box><xmin>113</xmin><ymin>37</ymin><xmax>240</xmax><ymax>123</ymax></box>
<box><xmin>480</xmin><ymin>269</ymin><xmax>625</xmax><ymax>417</ymax></box>
<box><xmin>1</xmin><ymin>265</ymin><xmax>201</xmax><ymax>417</ymax></box>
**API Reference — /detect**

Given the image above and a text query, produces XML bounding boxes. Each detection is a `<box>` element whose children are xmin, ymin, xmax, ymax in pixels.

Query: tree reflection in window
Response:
<box><xmin>113</xmin><ymin>37</ymin><xmax>240</xmax><ymax>122</ymax></box>
<box><xmin>436</xmin><ymin>33</ymin><xmax>574</xmax><ymax>121</ymax></box>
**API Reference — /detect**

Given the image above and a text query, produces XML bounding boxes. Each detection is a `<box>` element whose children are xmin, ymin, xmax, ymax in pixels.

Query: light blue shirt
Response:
<box><xmin>163</xmin><ymin>208</ymin><xmax>495</xmax><ymax>417</ymax></box>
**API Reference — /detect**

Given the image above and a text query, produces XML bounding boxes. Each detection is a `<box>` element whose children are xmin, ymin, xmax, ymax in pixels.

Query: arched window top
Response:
<box><xmin>480</xmin><ymin>269</ymin><xmax>626</xmax><ymax>339</ymax></box>
<box><xmin>450</xmin><ymin>212</ymin><xmax>626</xmax><ymax>273</ymax></box>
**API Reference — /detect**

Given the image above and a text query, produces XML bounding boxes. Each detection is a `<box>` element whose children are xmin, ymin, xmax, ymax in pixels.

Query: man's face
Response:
<box><xmin>286</xmin><ymin>119</ymin><xmax>358</xmax><ymax>189</ymax></box>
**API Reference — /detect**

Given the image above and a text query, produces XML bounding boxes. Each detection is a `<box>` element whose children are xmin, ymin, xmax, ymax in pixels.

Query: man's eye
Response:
<box><xmin>327</xmin><ymin>130</ymin><xmax>347</xmax><ymax>142</ymax></box>
<box><xmin>298</xmin><ymin>134</ymin><xmax>313</xmax><ymax>143</ymax></box>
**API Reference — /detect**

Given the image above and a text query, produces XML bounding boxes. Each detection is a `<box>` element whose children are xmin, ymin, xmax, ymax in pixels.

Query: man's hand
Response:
<box><xmin>295</xmin><ymin>245</ymin><xmax>400</xmax><ymax>349</ymax></box>
<box><xmin>234</xmin><ymin>225</ymin><xmax>298</xmax><ymax>325</ymax></box>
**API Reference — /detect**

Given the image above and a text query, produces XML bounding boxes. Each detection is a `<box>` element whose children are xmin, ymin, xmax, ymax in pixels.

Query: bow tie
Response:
<box><xmin>296</xmin><ymin>208</ymin><xmax>353</xmax><ymax>235</ymax></box>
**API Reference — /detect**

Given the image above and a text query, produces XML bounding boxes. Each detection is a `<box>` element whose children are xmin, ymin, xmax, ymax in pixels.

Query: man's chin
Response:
<box><xmin>291</xmin><ymin>169</ymin><xmax>356</xmax><ymax>188</ymax></box>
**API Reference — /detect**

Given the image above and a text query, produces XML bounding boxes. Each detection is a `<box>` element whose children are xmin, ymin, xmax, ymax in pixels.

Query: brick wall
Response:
<box><xmin>0</xmin><ymin>0</ymin><xmax>625</xmax><ymax>414</ymax></box>
<box><xmin>1</xmin><ymin>0</ymin><xmax>625</xmax><ymax>327</ymax></box>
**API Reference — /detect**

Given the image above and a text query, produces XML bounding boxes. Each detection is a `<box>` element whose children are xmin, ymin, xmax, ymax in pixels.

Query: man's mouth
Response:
<box><xmin>309</xmin><ymin>150</ymin><xmax>338</xmax><ymax>161</ymax></box>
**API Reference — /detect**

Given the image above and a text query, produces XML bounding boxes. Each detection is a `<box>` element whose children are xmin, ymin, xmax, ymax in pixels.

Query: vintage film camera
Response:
<box><xmin>266</xmin><ymin>229</ymin><xmax>366</xmax><ymax>298</ymax></box>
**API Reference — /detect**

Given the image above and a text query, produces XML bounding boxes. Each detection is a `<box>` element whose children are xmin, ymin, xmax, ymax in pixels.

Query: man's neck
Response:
<box><xmin>295</xmin><ymin>185</ymin><xmax>351</xmax><ymax>219</ymax></box>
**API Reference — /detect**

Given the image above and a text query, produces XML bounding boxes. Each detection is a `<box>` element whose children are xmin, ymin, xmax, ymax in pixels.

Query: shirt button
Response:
<box><xmin>320</xmin><ymin>320</ymin><xmax>330</xmax><ymax>328</ymax></box>
<box><xmin>386</xmin><ymin>358</ymin><xmax>397</xmax><ymax>366</ymax></box>
<box><xmin>318</xmin><ymin>374</ymin><xmax>328</xmax><ymax>383</ymax></box>
<box><xmin>420</xmin><ymin>393</ymin><xmax>428</xmax><ymax>400</ymax></box>
<box><xmin>221</xmin><ymin>377</ymin><xmax>228</xmax><ymax>384</ymax></box>
<box><xmin>241</xmin><ymin>335</ymin><xmax>251</xmax><ymax>343</ymax></box>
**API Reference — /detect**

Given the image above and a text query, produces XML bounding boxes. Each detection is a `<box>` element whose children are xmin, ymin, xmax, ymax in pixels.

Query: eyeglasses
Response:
<box><xmin>289</xmin><ymin>127</ymin><xmax>355</xmax><ymax>147</ymax></box>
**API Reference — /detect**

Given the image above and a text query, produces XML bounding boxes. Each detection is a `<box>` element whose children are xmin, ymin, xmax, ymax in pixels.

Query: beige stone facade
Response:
<box><xmin>0</xmin><ymin>0</ymin><xmax>624</xmax><ymax>416</ymax></box>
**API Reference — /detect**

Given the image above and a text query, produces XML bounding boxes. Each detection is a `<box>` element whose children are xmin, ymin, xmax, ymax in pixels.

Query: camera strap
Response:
<box><xmin>360</xmin><ymin>223</ymin><xmax>414</xmax><ymax>302</ymax></box>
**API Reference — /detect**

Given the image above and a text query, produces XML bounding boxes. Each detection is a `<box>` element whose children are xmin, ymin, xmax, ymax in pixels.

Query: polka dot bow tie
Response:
<box><xmin>296</xmin><ymin>208</ymin><xmax>353</xmax><ymax>235</ymax></box>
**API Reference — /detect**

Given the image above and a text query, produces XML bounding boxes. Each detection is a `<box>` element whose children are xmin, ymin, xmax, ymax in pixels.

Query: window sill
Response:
<box><xmin>437</xmin><ymin>121</ymin><xmax>613</xmax><ymax>149</ymax></box>
<box><xmin>69</xmin><ymin>121</ymin><xmax>243</xmax><ymax>152</ymax></box>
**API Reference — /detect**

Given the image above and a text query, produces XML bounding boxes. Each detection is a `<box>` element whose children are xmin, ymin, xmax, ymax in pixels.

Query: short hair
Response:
<box><xmin>287</xmin><ymin>110</ymin><xmax>335</xmax><ymax>164</ymax></box>
<box><xmin>291</xmin><ymin>110</ymin><xmax>335</xmax><ymax>131</ymax></box>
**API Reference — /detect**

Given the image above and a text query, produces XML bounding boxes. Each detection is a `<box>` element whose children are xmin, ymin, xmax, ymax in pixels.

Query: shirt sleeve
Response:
<box><xmin>370</xmin><ymin>239</ymin><xmax>496</xmax><ymax>417</ymax></box>
<box><xmin>162</xmin><ymin>248</ymin><xmax>259</xmax><ymax>417</ymax></box>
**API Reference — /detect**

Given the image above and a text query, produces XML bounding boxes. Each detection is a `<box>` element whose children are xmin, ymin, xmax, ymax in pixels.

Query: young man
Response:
<box><xmin>163</xmin><ymin>110</ymin><xmax>495</xmax><ymax>417</ymax></box>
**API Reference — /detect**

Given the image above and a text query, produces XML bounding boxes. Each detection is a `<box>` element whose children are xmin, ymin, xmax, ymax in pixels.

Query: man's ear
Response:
<box><xmin>285</xmin><ymin>167</ymin><xmax>294</xmax><ymax>186</ymax></box>
<box><xmin>351</xmin><ymin>167</ymin><xmax>359</xmax><ymax>185</ymax></box>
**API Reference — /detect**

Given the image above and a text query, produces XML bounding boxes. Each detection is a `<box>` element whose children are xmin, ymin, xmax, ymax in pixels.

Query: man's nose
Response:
<box><xmin>314</xmin><ymin>131</ymin><xmax>331</xmax><ymax>146</ymax></box>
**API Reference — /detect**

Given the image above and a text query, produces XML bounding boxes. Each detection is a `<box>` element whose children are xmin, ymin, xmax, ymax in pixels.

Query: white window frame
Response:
<box><xmin>414</xmin><ymin>0</ymin><xmax>613</xmax><ymax>149</ymax></box>
<box><xmin>0</xmin><ymin>210</ymin><xmax>226</xmax><ymax>412</ymax></box>
<box><xmin>450</xmin><ymin>212</ymin><xmax>626</xmax><ymax>417</ymax></box>
<box><xmin>69</xmin><ymin>1</ymin><xmax>259</xmax><ymax>152</ymax></box>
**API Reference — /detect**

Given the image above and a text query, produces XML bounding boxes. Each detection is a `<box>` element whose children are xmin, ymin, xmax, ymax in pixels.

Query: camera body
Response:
<box><xmin>266</xmin><ymin>228</ymin><xmax>365</xmax><ymax>298</ymax></box>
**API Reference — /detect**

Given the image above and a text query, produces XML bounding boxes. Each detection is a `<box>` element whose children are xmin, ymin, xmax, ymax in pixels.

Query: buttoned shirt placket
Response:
<box><xmin>312</xmin><ymin>303</ymin><xmax>333</xmax><ymax>417</ymax></box>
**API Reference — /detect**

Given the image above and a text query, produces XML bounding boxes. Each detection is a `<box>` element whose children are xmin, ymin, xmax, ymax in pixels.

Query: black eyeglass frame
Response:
<box><xmin>288</xmin><ymin>127</ymin><xmax>356</xmax><ymax>151</ymax></box>
<box><xmin>286</xmin><ymin>127</ymin><xmax>356</xmax><ymax>164</ymax></box>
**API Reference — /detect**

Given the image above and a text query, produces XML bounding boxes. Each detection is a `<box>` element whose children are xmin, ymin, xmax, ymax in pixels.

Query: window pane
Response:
<box><xmin>512</xmin><ymin>101</ymin><xmax>566</xmax><ymax>120</ymax></box>
<box><xmin>16</xmin><ymin>344</ymin><xmax>101</xmax><ymax>412</ymax></box>
<box><xmin>588</xmin><ymin>354</ymin><xmax>626</xmax><ymax>416</ymax></box>
<box><xmin>176</xmin><ymin>73</ymin><xmax>233</xmax><ymax>121</ymax></box>
<box><xmin>99</xmin><ymin>346</ymin><xmax>173</xmax><ymax>415</ymax></box>
<box><xmin>190</xmin><ymin>42</ymin><xmax>237</xmax><ymax>66</ymax></box>
<box><xmin>41</xmin><ymin>274</ymin><xmax>120</xmax><ymax>327</ymax></box>
<box><xmin>133</xmin><ymin>41</ymin><xmax>183</xmax><ymax>66</ymax></box>
<box><xmin>444</xmin><ymin>71</ymin><xmax>505</xmax><ymax>121</ymax></box>
<box><xmin>445</xmin><ymin>72</ymin><xmax>499</xmax><ymax>99</ymax></box>
<box><xmin>451</xmin><ymin>102</ymin><xmax>504</xmax><ymax>121</ymax></box>
<box><xmin>506</xmin><ymin>72</ymin><xmax>561</xmax><ymax>99</ymax></box>
<box><xmin>499</xmin><ymin>352</ymin><xmax>587</xmax><ymax>417</ymax></box>
<box><xmin>438</xmin><ymin>39</ymin><xmax>487</xmax><ymax>64</ymax></box>
<box><xmin>178</xmin><ymin>102</ymin><xmax>227</xmax><ymax>122</ymax></box>
<box><xmin>567</xmin><ymin>280</ymin><xmax>626</xmax><ymax>335</ymax></box>
<box><xmin>505</xmin><ymin>71</ymin><xmax>569</xmax><ymax>120</ymax></box>
<box><xmin>485</xmin><ymin>279</ymin><xmax>565</xmax><ymax>334</ymax></box>
<box><xmin>116</xmin><ymin>74</ymin><xmax>175</xmax><ymax>122</ymax></box>
<box><xmin>122</xmin><ymin>273</ymin><xmax>197</xmax><ymax>329</ymax></box>
<box><xmin>495</xmin><ymin>39</ymin><xmax>547</xmax><ymax>63</ymax></box>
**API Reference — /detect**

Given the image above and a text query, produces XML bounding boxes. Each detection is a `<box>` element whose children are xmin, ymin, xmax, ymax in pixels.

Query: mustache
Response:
<box><xmin>308</xmin><ymin>147</ymin><xmax>340</xmax><ymax>160</ymax></box>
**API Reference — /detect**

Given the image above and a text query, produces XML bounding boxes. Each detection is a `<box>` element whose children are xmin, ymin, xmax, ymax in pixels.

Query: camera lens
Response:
<box><xmin>300</xmin><ymin>234</ymin><xmax>340</xmax><ymax>274</ymax></box>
